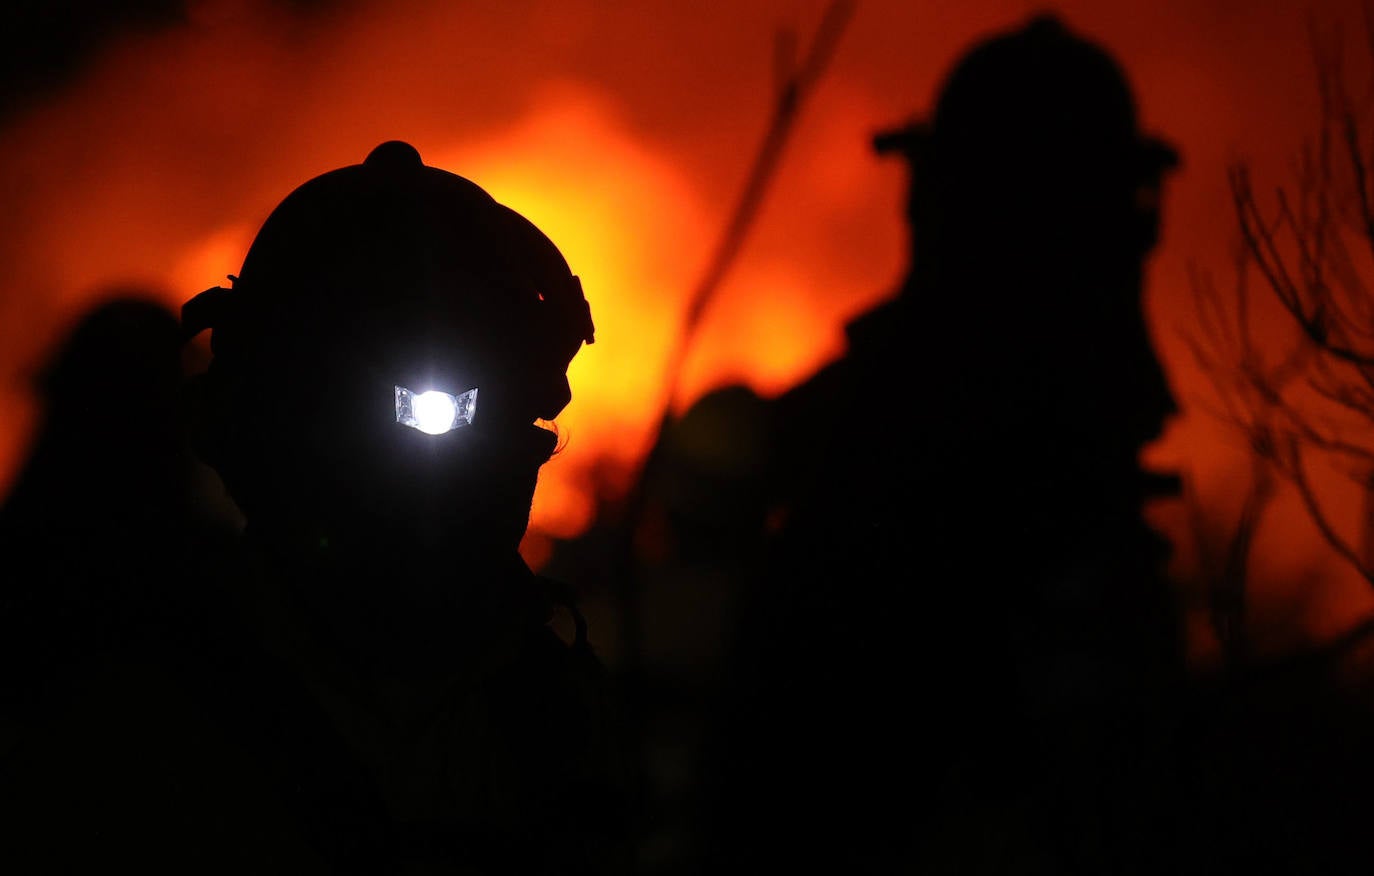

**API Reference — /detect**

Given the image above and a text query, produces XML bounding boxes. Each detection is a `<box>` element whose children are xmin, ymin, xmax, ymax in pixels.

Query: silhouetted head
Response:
<box><xmin>182</xmin><ymin>142</ymin><xmax>594</xmax><ymax>555</ymax></box>
<box><xmin>877</xmin><ymin>14</ymin><xmax>1178</xmax><ymax>266</ymax></box>
<box><xmin>655</xmin><ymin>385</ymin><xmax>774</xmax><ymax>562</ymax></box>
<box><xmin>40</xmin><ymin>295</ymin><xmax>183</xmax><ymax>449</ymax></box>
<box><xmin>2</xmin><ymin>294</ymin><xmax>185</xmax><ymax>530</ymax></box>
<box><xmin>873</xmin><ymin>16</ymin><xmax>1180</xmax><ymax>514</ymax></box>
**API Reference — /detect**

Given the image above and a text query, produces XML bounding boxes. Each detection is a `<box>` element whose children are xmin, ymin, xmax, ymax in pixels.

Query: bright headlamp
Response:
<box><xmin>395</xmin><ymin>386</ymin><xmax>478</xmax><ymax>435</ymax></box>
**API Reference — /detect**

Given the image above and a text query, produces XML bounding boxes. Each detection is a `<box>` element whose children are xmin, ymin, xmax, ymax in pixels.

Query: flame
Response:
<box><xmin>2</xmin><ymin>0</ymin><xmax>1374</xmax><ymax>659</ymax></box>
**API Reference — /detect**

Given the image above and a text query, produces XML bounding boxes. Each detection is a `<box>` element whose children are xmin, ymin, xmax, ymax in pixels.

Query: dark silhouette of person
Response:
<box><xmin>596</xmin><ymin>383</ymin><xmax>778</xmax><ymax>869</ymax></box>
<box><xmin>700</xmin><ymin>15</ymin><xmax>1185</xmax><ymax>874</ymax></box>
<box><xmin>0</xmin><ymin>294</ymin><xmax>236</xmax><ymax>704</ymax></box>
<box><xmin>0</xmin><ymin>143</ymin><xmax>629</xmax><ymax>875</ymax></box>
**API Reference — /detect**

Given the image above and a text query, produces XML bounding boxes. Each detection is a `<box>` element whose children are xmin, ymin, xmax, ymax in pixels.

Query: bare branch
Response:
<box><xmin>1281</xmin><ymin>437</ymin><xmax>1374</xmax><ymax>584</ymax></box>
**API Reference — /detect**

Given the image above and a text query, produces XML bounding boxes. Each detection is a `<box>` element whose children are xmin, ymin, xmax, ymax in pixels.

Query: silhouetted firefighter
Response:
<box><xmin>700</xmin><ymin>15</ymin><xmax>1187</xmax><ymax>874</ymax></box>
<box><xmin>0</xmin><ymin>294</ymin><xmax>235</xmax><ymax>718</ymax></box>
<box><xmin>0</xmin><ymin>142</ymin><xmax>630</xmax><ymax>875</ymax></box>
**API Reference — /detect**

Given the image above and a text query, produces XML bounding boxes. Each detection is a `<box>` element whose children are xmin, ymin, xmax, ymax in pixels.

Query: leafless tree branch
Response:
<box><xmin>1195</xmin><ymin>8</ymin><xmax>1374</xmax><ymax>625</ymax></box>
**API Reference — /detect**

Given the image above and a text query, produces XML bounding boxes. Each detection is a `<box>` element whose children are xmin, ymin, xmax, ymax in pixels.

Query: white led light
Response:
<box><xmin>413</xmin><ymin>391</ymin><xmax>457</xmax><ymax>434</ymax></box>
<box><xmin>395</xmin><ymin>386</ymin><xmax>478</xmax><ymax>434</ymax></box>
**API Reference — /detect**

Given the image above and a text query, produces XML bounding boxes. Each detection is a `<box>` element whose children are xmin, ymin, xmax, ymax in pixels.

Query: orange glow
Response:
<box><xmin>3</xmin><ymin>0</ymin><xmax>1374</xmax><ymax>660</ymax></box>
<box><xmin>432</xmin><ymin>87</ymin><xmax>715</xmax><ymax>536</ymax></box>
<box><xmin>170</xmin><ymin>225</ymin><xmax>257</xmax><ymax>301</ymax></box>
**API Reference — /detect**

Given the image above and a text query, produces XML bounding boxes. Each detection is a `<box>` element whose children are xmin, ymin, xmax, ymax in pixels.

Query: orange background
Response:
<box><xmin>0</xmin><ymin>0</ymin><xmax>1368</xmax><ymax>664</ymax></box>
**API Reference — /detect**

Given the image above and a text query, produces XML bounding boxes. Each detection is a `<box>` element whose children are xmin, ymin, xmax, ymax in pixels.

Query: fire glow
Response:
<box><xmin>2</xmin><ymin>0</ymin><xmax>1374</xmax><ymax>660</ymax></box>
